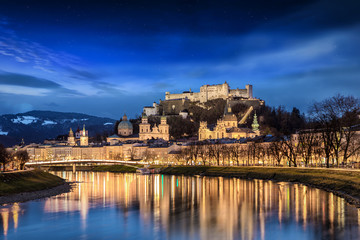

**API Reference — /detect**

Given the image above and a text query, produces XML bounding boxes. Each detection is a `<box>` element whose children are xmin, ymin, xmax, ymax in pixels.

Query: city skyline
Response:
<box><xmin>0</xmin><ymin>0</ymin><xmax>359</xmax><ymax>119</ymax></box>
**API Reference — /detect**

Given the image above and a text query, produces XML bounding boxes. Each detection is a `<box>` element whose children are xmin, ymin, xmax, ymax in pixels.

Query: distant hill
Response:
<box><xmin>0</xmin><ymin>110</ymin><xmax>116</xmax><ymax>147</ymax></box>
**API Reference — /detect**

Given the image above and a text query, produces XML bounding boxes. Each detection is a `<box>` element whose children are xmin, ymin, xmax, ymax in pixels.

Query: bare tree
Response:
<box><xmin>15</xmin><ymin>150</ymin><xmax>29</xmax><ymax>170</ymax></box>
<box><xmin>297</xmin><ymin>128</ymin><xmax>320</xmax><ymax>167</ymax></box>
<box><xmin>197</xmin><ymin>144</ymin><xmax>209</xmax><ymax>166</ymax></box>
<box><xmin>0</xmin><ymin>144</ymin><xmax>10</xmax><ymax>171</ymax></box>
<box><xmin>281</xmin><ymin>137</ymin><xmax>300</xmax><ymax>167</ymax></box>
<box><xmin>144</xmin><ymin>149</ymin><xmax>156</xmax><ymax>164</ymax></box>
<box><xmin>221</xmin><ymin>145</ymin><xmax>231</xmax><ymax>166</ymax></box>
<box><xmin>269</xmin><ymin>139</ymin><xmax>284</xmax><ymax>166</ymax></box>
<box><xmin>247</xmin><ymin>142</ymin><xmax>257</xmax><ymax>166</ymax></box>
<box><xmin>349</xmin><ymin>135</ymin><xmax>360</xmax><ymax>164</ymax></box>
<box><xmin>173</xmin><ymin>149</ymin><xmax>186</xmax><ymax>165</ymax></box>
<box><xmin>208</xmin><ymin>144</ymin><xmax>222</xmax><ymax>166</ymax></box>
<box><xmin>228</xmin><ymin>144</ymin><xmax>243</xmax><ymax>166</ymax></box>
<box><xmin>185</xmin><ymin>143</ymin><xmax>201</xmax><ymax>165</ymax></box>
<box><xmin>311</xmin><ymin>95</ymin><xmax>360</xmax><ymax>167</ymax></box>
<box><xmin>254</xmin><ymin>142</ymin><xmax>266</xmax><ymax>166</ymax></box>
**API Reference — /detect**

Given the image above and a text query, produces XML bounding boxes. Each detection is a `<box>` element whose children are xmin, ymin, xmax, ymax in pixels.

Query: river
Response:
<box><xmin>1</xmin><ymin>171</ymin><xmax>359</xmax><ymax>239</ymax></box>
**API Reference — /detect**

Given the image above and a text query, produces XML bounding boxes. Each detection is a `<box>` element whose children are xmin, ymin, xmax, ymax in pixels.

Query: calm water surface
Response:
<box><xmin>1</xmin><ymin>171</ymin><xmax>360</xmax><ymax>240</ymax></box>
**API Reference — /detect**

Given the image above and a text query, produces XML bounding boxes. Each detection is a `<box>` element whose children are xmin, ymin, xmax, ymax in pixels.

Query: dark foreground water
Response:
<box><xmin>1</xmin><ymin>172</ymin><xmax>360</xmax><ymax>240</ymax></box>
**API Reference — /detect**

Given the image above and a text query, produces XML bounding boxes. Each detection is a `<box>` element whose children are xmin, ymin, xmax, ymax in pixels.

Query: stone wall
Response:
<box><xmin>164</xmin><ymin>82</ymin><xmax>253</xmax><ymax>103</ymax></box>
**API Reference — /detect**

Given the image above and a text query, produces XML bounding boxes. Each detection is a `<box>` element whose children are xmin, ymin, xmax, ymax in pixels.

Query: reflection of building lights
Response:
<box><xmin>1</xmin><ymin>210</ymin><xmax>9</xmax><ymax>236</ymax></box>
<box><xmin>29</xmin><ymin>171</ymin><xmax>360</xmax><ymax>239</ymax></box>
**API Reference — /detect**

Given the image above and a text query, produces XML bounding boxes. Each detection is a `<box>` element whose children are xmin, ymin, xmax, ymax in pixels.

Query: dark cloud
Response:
<box><xmin>0</xmin><ymin>72</ymin><xmax>62</xmax><ymax>88</ymax></box>
<box><xmin>0</xmin><ymin>71</ymin><xmax>83</xmax><ymax>96</ymax></box>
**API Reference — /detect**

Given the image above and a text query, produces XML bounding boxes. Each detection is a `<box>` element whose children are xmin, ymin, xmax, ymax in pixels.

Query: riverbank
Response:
<box><xmin>160</xmin><ymin>166</ymin><xmax>360</xmax><ymax>207</ymax></box>
<box><xmin>0</xmin><ymin>170</ymin><xmax>72</xmax><ymax>205</ymax></box>
<box><xmin>91</xmin><ymin>164</ymin><xmax>139</xmax><ymax>173</ymax></box>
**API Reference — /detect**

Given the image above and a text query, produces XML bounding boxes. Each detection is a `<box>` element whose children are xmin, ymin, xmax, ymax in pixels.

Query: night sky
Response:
<box><xmin>0</xmin><ymin>0</ymin><xmax>359</xmax><ymax>119</ymax></box>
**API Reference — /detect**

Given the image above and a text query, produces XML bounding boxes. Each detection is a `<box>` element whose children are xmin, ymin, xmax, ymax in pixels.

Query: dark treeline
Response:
<box><xmin>258</xmin><ymin>106</ymin><xmax>306</xmax><ymax>136</ymax></box>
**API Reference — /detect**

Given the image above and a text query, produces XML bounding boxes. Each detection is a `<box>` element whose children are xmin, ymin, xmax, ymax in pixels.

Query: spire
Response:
<box><xmin>69</xmin><ymin>128</ymin><xmax>74</xmax><ymax>137</ymax></box>
<box><xmin>83</xmin><ymin>124</ymin><xmax>86</xmax><ymax>136</ymax></box>
<box><xmin>122</xmin><ymin>113</ymin><xmax>128</xmax><ymax>121</ymax></box>
<box><xmin>161</xmin><ymin>110</ymin><xmax>166</xmax><ymax>121</ymax></box>
<box><xmin>252</xmin><ymin>112</ymin><xmax>259</xmax><ymax>132</ymax></box>
<box><xmin>224</xmin><ymin>99</ymin><xmax>232</xmax><ymax>115</ymax></box>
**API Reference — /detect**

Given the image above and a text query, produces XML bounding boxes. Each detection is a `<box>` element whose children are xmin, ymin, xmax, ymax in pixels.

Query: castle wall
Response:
<box><xmin>164</xmin><ymin>82</ymin><xmax>253</xmax><ymax>103</ymax></box>
<box><xmin>160</xmin><ymin>99</ymin><xmax>191</xmax><ymax>115</ymax></box>
<box><xmin>165</xmin><ymin>92</ymin><xmax>202</xmax><ymax>102</ymax></box>
<box><xmin>143</xmin><ymin>102</ymin><xmax>159</xmax><ymax>116</ymax></box>
<box><xmin>228</xmin><ymin>99</ymin><xmax>264</xmax><ymax>109</ymax></box>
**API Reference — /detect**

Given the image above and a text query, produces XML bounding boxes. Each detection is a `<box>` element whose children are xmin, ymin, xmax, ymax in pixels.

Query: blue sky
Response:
<box><xmin>0</xmin><ymin>0</ymin><xmax>359</xmax><ymax>119</ymax></box>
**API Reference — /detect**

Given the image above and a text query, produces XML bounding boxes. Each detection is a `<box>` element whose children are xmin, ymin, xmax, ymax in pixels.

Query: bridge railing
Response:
<box><xmin>26</xmin><ymin>159</ymin><xmax>149</xmax><ymax>165</ymax></box>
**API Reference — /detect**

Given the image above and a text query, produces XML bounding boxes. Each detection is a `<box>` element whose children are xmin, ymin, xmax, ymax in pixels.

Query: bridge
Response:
<box><xmin>25</xmin><ymin>159</ymin><xmax>147</xmax><ymax>171</ymax></box>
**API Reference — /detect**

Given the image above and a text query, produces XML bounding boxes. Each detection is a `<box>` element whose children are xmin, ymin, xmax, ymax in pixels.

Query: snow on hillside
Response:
<box><xmin>11</xmin><ymin>116</ymin><xmax>39</xmax><ymax>125</ymax></box>
<box><xmin>104</xmin><ymin>122</ymin><xmax>113</xmax><ymax>125</ymax></box>
<box><xmin>11</xmin><ymin>116</ymin><xmax>90</xmax><ymax>125</ymax></box>
<box><xmin>0</xmin><ymin>127</ymin><xmax>8</xmax><ymax>135</ymax></box>
<box><xmin>42</xmin><ymin>120</ymin><xmax>57</xmax><ymax>126</ymax></box>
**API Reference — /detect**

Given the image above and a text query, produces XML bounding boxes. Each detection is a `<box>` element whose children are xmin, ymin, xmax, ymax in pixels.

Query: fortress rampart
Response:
<box><xmin>165</xmin><ymin>82</ymin><xmax>253</xmax><ymax>103</ymax></box>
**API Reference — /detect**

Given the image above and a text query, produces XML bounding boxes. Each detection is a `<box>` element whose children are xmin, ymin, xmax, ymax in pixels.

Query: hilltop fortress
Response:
<box><xmin>144</xmin><ymin>82</ymin><xmax>263</xmax><ymax>116</ymax></box>
<box><xmin>165</xmin><ymin>82</ymin><xmax>253</xmax><ymax>103</ymax></box>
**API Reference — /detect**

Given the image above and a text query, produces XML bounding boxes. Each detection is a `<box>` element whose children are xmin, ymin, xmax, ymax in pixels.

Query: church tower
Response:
<box><xmin>80</xmin><ymin>124</ymin><xmax>89</xmax><ymax>146</ymax></box>
<box><xmin>68</xmin><ymin>128</ymin><xmax>76</xmax><ymax>146</ymax></box>
<box><xmin>223</xmin><ymin>101</ymin><xmax>237</xmax><ymax>128</ymax></box>
<box><xmin>159</xmin><ymin>114</ymin><xmax>170</xmax><ymax>140</ymax></box>
<box><xmin>139</xmin><ymin>114</ymin><xmax>151</xmax><ymax>140</ymax></box>
<box><xmin>251</xmin><ymin>113</ymin><xmax>260</xmax><ymax>136</ymax></box>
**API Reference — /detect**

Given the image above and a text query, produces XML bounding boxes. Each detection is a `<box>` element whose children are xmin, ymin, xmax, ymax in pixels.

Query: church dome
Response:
<box><xmin>118</xmin><ymin>114</ymin><xmax>133</xmax><ymax>130</ymax></box>
<box><xmin>223</xmin><ymin>114</ymin><xmax>237</xmax><ymax>121</ymax></box>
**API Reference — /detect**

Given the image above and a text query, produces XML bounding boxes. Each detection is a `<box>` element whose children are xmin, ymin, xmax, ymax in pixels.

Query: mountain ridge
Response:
<box><xmin>0</xmin><ymin>110</ymin><xmax>117</xmax><ymax>147</ymax></box>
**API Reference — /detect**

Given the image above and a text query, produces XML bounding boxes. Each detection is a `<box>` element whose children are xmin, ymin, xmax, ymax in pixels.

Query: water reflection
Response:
<box><xmin>1</xmin><ymin>172</ymin><xmax>359</xmax><ymax>239</ymax></box>
<box><xmin>0</xmin><ymin>203</ymin><xmax>22</xmax><ymax>237</ymax></box>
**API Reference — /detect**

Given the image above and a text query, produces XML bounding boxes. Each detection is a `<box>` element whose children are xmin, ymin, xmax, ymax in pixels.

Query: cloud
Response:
<box><xmin>152</xmin><ymin>82</ymin><xmax>173</xmax><ymax>90</ymax></box>
<box><xmin>0</xmin><ymin>21</ymin><xmax>97</xmax><ymax>81</ymax></box>
<box><xmin>66</xmin><ymin>66</ymin><xmax>100</xmax><ymax>80</ymax></box>
<box><xmin>92</xmin><ymin>81</ymin><xmax>125</xmax><ymax>96</ymax></box>
<box><xmin>0</xmin><ymin>71</ymin><xmax>62</xmax><ymax>88</ymax></box>
<box><xmin>0</xmin><ymin>71</ymin><xmax>83</xmax><ymax>96</ymax></box>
